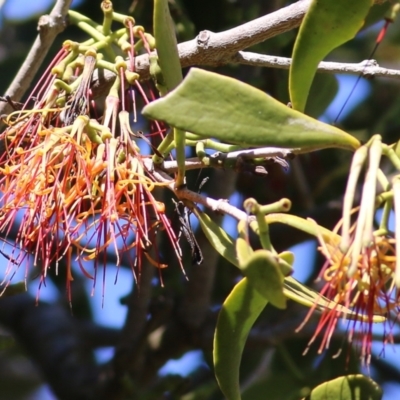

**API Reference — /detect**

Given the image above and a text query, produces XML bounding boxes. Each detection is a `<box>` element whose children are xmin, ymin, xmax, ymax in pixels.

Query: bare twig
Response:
<box><xmin>156</xmin><ymin>147</ymin><xmax>294</xmax><ymax>173</ymax></box>
<box><xmin>92</xmin><ymin>0</ymin><xmax>310</xmax><ymax>92</ymax></box>
<box><xmin>150</xmin><ymin>165</ymin><xmax>248</xmax><ymax>221</ymax></box>
<box><xmin>232</xmin><ymin>53</ymin><xmax>400</xmax><ymax>79</ymax></box>
<box><xmin>171</xmin><ymin>0</ymin><xmax>309</xmax><ymax>68</ymax></box>
<box><xmin>0</xmin><ymin>0</ymin><xmax>72</xmax><ymax>116</ymax></box>
<box><xmin>4</xmin><ymin>0</ymin><xmax>392</xmax><ymax>106</ymax></box>
<box><xmin>92</xmin><ymin>0</ymin><xmax>392</xmax><ymax>95</ymax></box>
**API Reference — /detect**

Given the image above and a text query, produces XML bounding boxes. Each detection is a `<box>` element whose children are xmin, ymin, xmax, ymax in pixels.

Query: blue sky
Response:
<box><xmin>2</xmin><ymin>0</ymin><xmax>83</xmax><ymax>21</ymax></box>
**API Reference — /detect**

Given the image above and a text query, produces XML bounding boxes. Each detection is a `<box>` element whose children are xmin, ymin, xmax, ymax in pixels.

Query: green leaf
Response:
<box><xmin>265</xmin><ymin>213</ymin><xmax>341</xmax><ymax>243</ymax></box>
<box><xmin>239</xmin><ymin>249</ymin><xmax>286</xmax><ymax>309</ymax></box>
<box><xmin>236</xmin><ymin>220</ymin><xmax>254</xmax><ymax>266</ymax></box>
<box><xmin>308</xmin><ymin>374</ymin><xmax>382</xmax><ymax>400</ymax></box>
<box><xmin>278</xmin><ymin>250</ymin><xmax>295</xmax><ymax>266</ymax></box>
<box><xmin>214</xmin><ymin>278</ymin><xmax>268</xmax><ymax>400</ymax></box>
<box><xmin>142</xmin><ymin>68</ymin><xmax>360</xmax><ymax>152</ymax></box>
<box><xmin>305</xmin><ymin>73</ymin><xmax>339</xmax><ymax>118</ymax></box>
<box><xmin>194</xmin><ymin>209</ymin><xmax>238</xmax><ymax>267</ymax></box>
<box><xmin>236</xmin><ymin>235</ymin><xmax>254</xmax><ymax>266</ymax></box>
<box><xmin>153</xmin><ymin>0</ymin><xmax>186</xmax><ymax>185</ymax></box>
<box><xmin>289</xmin><ymin>0</ymin><xmax>373</xmax><ymax>112</ymax></box>
<box><xmin>153</xmin><ymin>0</ymin><xmax>183</xmax><ymax>91</ymax></box>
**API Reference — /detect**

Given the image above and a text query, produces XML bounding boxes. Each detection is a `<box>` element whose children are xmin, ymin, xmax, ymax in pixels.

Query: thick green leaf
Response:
<box><xmin>278</xmin><ymin>250</ymin><xmax>295</xmax><ymax>266</ymax></box>
<box><xmin>142</xmin><ymin>68</ymin><xmax>360</xmax><ymax>152</ymax></box>
<box><xmin>265</xmin><ymin>213</ymin><xmax>341</xmax><ymax>243</ymax></box>
<box><xmin>153</xmin><ymin>0</ymin><xmax>186</xmax><ymax>185</ymax></box>
<box><xmin>239</xmin><ymin>249</ymin><xmax>286</xmax><ymax>309</ymax></box>
<box><xmin>290</xmin><ymin>0</ymin><xmax>373</xmax><ymax>112</ymax></box>
<box><xmin>153</xmin><ymin>0</ymin><xmax>183</xmax><ymax>91</ymax></box>
<box><xmin>236</xmin><ymin>220</ymin><xmax>253</xmax><ymax>266</ymax></box>
<box><xmin>309</xmin><ymin>375</ymin><xmax>382</xmax><ymax>400</ymax></box>
<box><xmin>214</xmin><ymin>278</ymin><xmax>268</xmax><ymax>400</ymax></box>
<box><xmin>236</xmin><ymin>235</ymin><xmax>254</xmax><ymax>266</ymax></box>
<box><xmin>305</xmin><ymin>73</ymin><xmax>339</xmax><ymax>118</ymax></box>
<box><xmin>195</xmin><ymin>209</ymin><xmax>238</xmax><ymax>266</ymax></box>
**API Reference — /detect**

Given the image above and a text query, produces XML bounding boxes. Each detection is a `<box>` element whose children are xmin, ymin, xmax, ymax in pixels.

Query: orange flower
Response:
<box><xmin>0</xmin><ymin>39</ymin><xmax>183</xmax><ymax>297</ymax></box>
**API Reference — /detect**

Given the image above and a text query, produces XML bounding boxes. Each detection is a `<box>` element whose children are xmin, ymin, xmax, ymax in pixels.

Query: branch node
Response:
<box><xmin>197</xmin><ymin>30</ymin><xmax>211</xmax><ymax>48</ymax></box>
<box><xmin>37</xmin><ymin>14</ymin><xmax>67</xmax><ymax>35</ymax></box>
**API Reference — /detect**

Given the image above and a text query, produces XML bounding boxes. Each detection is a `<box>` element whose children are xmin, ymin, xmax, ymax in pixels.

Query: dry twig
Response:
<box><xmin>0</xmin><ymin>0</ymin><xmax>72</xmax><ymax>117</ymax></box>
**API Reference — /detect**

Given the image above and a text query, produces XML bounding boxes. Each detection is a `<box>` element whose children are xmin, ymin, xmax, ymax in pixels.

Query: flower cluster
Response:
<box><xmin>304</xmin><ymin>231</ymin><xmax>396</xmax><ymax>364</ymax></box>
<box><xmin>0</xmin><ymin>3</ymin><xmax>183</xmax><ymax>296</ymax></box>
<box><xmin>292</xmin><ymin>134</ymin><xmax>400</xmax><ymax>364</ymax></box>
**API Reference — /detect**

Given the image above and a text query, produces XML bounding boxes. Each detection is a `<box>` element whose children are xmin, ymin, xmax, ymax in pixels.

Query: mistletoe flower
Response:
<box><xmin>0</xmin><ymin>9</ymin><xmax>186</xmax><ymax>297</ymax></box>
<box><xmin>299</xmin><ymin>224</ymin><xmax>396</xmax><ymax>365</ymax></box>
<box><xmin>295</xmin><ymin>134</ymin><xmax>400</xmax><ymax>364</ymax></box>
<box><xmin>0</xmin><ymin>107</ymin><xmax>183</xmax><ymax>295</ymax></box>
